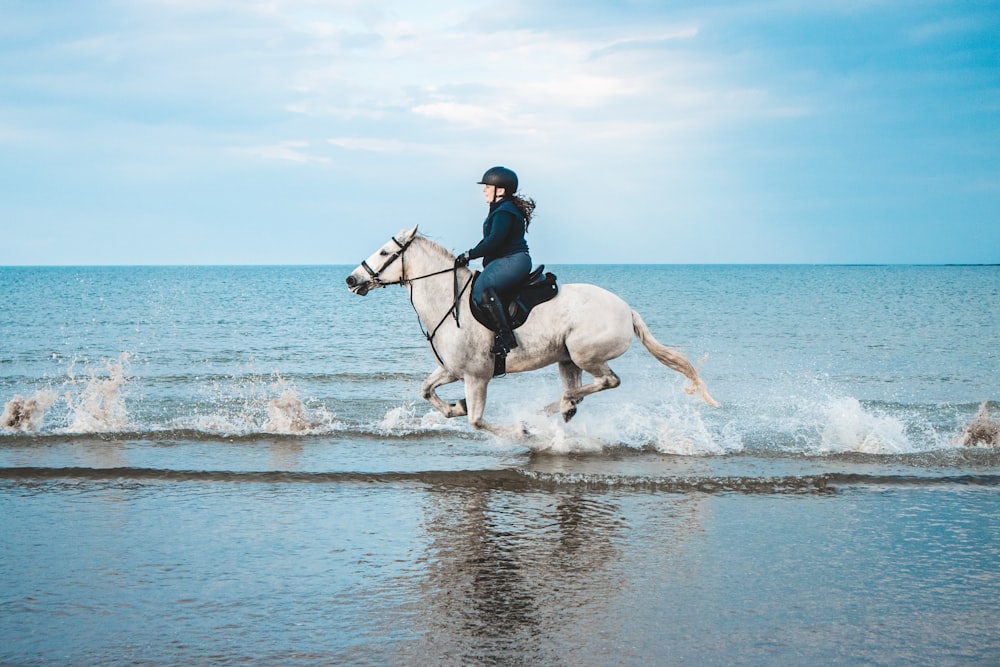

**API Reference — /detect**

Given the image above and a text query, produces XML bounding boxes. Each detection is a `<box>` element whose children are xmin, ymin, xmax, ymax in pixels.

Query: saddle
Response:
<box><xmin>469</xmin><ymin>265</ymin><xmax>559</xmax><ymax>333</ymax></box>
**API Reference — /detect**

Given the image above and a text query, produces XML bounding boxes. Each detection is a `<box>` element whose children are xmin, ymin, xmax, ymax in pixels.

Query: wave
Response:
<box><xmin>0</xmin><ymin>370</ymin><xmax>423</xmax><ymax>387</ymax></box>
<box><xmin>1</xmin><ymin>466</ymin><xmax>997</xmax><ymax>495</ymax></box>
<box><xmin>108</xmin><ymin>370</ymin><xmax>422</xmax><ymax>384</ymax></box>
<box><xmin>1</xmin><ymin>357</ymin><xmax>443</xmax><ymax>438</ymax></box>
<box><xmin>1</xmin><ymin>358</ymin><xmax>347</xmax><ymax>437</ymax></box>
<box><xmin>0</xmin><ymin>424</ymin><xmax>461</xmax><ymax>445</ymax></box>
<box><xmin>2</xmin><ymin>355</ymin><xmax>995</xmax><ymax>455</ymax></box>
<box><xmin>1</xmin><ymin>398</ymin><xmax>994</xmax><ymax>457</ymax></box>
<box><xmin>511</xmin><ymin>395</ymin><xmax>996</xmax><ymax>456</ymax></box>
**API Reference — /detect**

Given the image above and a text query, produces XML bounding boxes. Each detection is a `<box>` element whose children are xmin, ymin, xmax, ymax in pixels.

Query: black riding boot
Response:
<box><xmin>482</xmin><ymin>288</ymin><xmax>518</xmax><ymax>355</ymax></box>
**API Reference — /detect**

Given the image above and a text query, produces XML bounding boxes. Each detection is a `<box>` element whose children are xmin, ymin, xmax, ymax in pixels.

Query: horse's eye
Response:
<box><xmin>380</xmin><ymin>249</ymin><xmax>390</xmax><ymax>256</ymax></box>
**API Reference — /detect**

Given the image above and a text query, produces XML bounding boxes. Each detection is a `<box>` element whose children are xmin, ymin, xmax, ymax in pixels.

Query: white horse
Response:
<box><xmin>346</xmin><ymin>226</ymin><xmax>718</xmax><ymax>438</ymax></box>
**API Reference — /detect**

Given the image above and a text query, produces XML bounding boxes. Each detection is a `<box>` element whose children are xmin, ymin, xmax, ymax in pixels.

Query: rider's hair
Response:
<box><xmin>511</xmin><ymin>194</ymin><xmax>536</xmax><ymax>231</ymax></box>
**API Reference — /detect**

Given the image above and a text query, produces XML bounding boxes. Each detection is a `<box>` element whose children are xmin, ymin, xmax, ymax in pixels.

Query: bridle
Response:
<box><xmin>353</xmin><ymin>235</ymin><xmax>474</xmax><ymax>367</ymax></box>
<box><xmin>357</xmin><ymin>235</ymin><xmax>414</xmax><ymax>288</ymax></box>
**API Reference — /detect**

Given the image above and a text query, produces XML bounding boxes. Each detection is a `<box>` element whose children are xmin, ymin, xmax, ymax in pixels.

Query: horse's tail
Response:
<box><xmin>632</xmin><ymin>310</ymin><xmax>720</xmax><ymax>407</ymax></box>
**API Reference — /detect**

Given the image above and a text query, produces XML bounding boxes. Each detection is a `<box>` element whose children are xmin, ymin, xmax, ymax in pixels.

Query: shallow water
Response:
<box><xmin>3</xmin><ymin>474</ymin><xmax>998</xmax><ymax>665</ymax></box>
<box><xmin>1</xmin><ymin>263</ymin><xmax>998</xmax><ymax>664</ymax></box>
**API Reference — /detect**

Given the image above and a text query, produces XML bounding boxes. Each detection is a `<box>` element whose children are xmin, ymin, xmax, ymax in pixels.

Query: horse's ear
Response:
<box><xmin>398</xmin><ymin>225</ymin><xmax>418</xmax><ymax>244</ymax></box>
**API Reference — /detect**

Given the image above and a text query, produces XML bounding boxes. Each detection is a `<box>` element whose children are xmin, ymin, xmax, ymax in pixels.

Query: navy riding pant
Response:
<box><xmin>473</xmin><ymin>251</ymin><xmax>531</xmax><ymax>306</ymax></box>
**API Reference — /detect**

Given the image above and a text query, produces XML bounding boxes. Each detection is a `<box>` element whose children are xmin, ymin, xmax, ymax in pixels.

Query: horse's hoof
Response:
<box><xmin>562</xmin><ymin>406</ymin><xmax>577</xmax><ymax>423</ymax></box>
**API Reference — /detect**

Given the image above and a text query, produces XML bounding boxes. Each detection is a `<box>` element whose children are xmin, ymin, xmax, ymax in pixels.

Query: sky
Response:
<box><xmin>1</xmin><ymin>0</ymin><xmax>998</xmax><ymax>265</ymax></box>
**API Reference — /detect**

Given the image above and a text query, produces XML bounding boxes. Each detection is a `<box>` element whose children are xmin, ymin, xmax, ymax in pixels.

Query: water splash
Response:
<box><xmin>819</xmin><ymin>397</ymin><xmax>911</xmax><ymax>454</ymax></box>
<box><xmin>717</xmin><ymin>384</ymin><xmax>960</xmax><ymax>455</ymax></box>
<box><xmin>1</xmin><ymin>351</ymin><xmax>978</xmax><ymax>455</ymax></box>
<box><xmin>516</xmin><ymin>416</ymin><xmax>607</xmax><ymax>455</ymax></box>
<box><xmin>508</xmin><ymin>388</ymin><xmax>966</xmax><ymax>456</ymax></box>
<box><xmin>628</xmin><ymin>403</ymin><xmax>731</xmax><ymax>455</ymax></box>
<box><xmin>263</xmin><ymin>386</ymin><xmax>313</xmax><ymax>433</ymax></box>
<box><xmin>377</xmin><ymin>403</ymin><xmax>451</xmax><ymax>435</ymax></box>
<box><xmin>1</xmin><ymin>390</ymin><xmax>59</xmax><ymax>432</ymax></box>
<box><xmin>262</xmin><ymin>378</ymin><xmax>339</xmax><ymax>434</ymax></box>
<box><xmin>188</xmin><ymin>413</ymin><xmax>246</xmax><ymax>434</ymax></box>
<box><xmin>511</xmin><ymin>401</ymin><xmax>737</xmax><ymax>456</ymax></box>
<box><xmin>64</xmin><ymin>354</ymin><xmax>131</xmax><ymax>433</ymax></box>
<box><xmin>189</xmin><ymin>374</ymin><xmax>341</xmax><ymax>435</ymax></box>
<box><xmin>957</xmin><ymin>400</ymin><xmax>999</xmax><ymax>447</ymax></box>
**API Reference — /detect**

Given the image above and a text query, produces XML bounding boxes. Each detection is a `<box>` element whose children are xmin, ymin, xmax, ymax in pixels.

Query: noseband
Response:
<box><xmin>360</xmin><ymin>235</ymin><xmax>412</xmax><ymax>288</ymax></box>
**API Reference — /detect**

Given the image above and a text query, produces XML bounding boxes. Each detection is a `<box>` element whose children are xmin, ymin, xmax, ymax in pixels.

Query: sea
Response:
<box><xmin>1</xmin><ymin>264</ymin><xmax>998</xmax><ymax>666</ymax></box>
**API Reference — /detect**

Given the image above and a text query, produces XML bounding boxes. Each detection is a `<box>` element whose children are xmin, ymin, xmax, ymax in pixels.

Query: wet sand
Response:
<box><xmin>2</xmin><ymin>464</ymin><xmax>998</xmax><ymax>666</ymax></box>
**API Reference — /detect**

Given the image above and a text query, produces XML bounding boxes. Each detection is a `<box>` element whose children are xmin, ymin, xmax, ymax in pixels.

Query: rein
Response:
<box><xmin>360</xmin><ymin>236</ymin><xmax>473</xmax><ymax>367</ymax></box>
<box><xmin>416</xmin><ymin>271</ymin><xmax>473</xmax><ymax>368</ymax></box>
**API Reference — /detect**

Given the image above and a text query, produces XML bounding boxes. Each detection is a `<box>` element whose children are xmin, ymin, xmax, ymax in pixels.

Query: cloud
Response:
<box><xmin>230</xmin><ymin>140</ymin><xmax>329</xmax><ymax>164</ymax></box>
<box><xmin>327</xmin><ymin>136</ymin><xmax>445</xmax><ymax>154</ymax></box>
<box><xmin>4</xmin><ymin>0</ymin><xmax>997</xmax><ymax>264</ymax></box>
<box><xmin>588</xmin><ymin>27</ymin><xmax>700</xmax><ymax>60</ymax></box>
<box><xmin>907</xmin><ymin>16</ymin><xmax>983</xmax><ymax>43</ymax></box>
<box><xmin>410</xmin><ymin>102</ymin><xmax>498</xmax><ymax>128</ymax></box>
<box><xmin>250</xmin><ymin>0</ymin><xmax>385</xmax><ymax>24</ymax></box>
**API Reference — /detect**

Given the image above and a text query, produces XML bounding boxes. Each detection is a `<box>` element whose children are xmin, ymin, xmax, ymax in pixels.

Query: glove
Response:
<box><xmin>455</xmin><ymin>252</ymin><xmax>470</xmax><ymax>267</ymax></box>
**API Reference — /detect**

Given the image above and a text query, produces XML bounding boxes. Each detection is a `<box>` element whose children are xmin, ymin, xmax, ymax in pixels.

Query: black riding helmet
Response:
<box><xmin>477</xmin><ymin>166</ymin><xmax>518</xmax><ymax>193</ymax></box>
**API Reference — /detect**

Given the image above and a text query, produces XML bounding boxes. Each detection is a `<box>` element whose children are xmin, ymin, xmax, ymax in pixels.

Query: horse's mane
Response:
<box><xmin>413</xmin><ymin>233</ymin><xmax>456</xmax><ymax>262</ymax></box>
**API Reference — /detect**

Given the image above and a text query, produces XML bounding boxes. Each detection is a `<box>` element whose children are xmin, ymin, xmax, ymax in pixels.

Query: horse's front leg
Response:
<box><xmin>464</xmin><ymin>374</ymin><xmax>527</xmax><ymax>440</ymax></box>
<box><xmin>421</xmin><ymin>366</ymin><xmax>467</xmax><ymax>418</ymax></box>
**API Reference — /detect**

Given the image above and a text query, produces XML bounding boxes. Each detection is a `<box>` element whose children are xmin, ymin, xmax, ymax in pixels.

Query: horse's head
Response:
<box><xmin>345</xmin><ymin>225</ymin><xmax>419</xmax><ymax>296</ymax></box>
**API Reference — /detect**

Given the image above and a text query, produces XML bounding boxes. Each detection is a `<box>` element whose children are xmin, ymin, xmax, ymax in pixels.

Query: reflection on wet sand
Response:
<box><xmin>393</xmin><ymin>488</ymin><xmax>645</xmax><ymax>666</ymax></box>
<box><xmin>267</xmin><ymin>438</ymin><xmax>304</xmax><ymax>470</ymax></box>
<box><xmin>412</xmin><ymin>490</ymin><xmax>620</xmax><ymax>665</ymax></box>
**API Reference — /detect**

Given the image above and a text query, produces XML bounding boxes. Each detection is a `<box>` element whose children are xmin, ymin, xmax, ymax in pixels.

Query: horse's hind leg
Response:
<box><xmin>557</xmin><ymin>361</ymin><xmax>621</xmax><ymax>419</ymax></box>
<box><xmin>544</xmin><ymin>361</ymin><xmax>584</xmax><ymax>422</ymax></box>
<box><xmin>421</xmin><ymin>366</ymin><xmax>467</xmax><ymax>418</ymax></box>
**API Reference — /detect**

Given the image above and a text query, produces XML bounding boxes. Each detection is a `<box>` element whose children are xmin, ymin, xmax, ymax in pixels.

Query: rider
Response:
<box><xmin>455</xmin><ymin>166</ymin><xmax>535</xmax><ymax>357</ymax></box>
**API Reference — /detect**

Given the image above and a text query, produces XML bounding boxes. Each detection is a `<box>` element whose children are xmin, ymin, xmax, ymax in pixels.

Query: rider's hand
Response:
<box><xmin>455</xmin><ymin>252</ymin><xmax>470</xmax><ymax>267</ymax></box>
